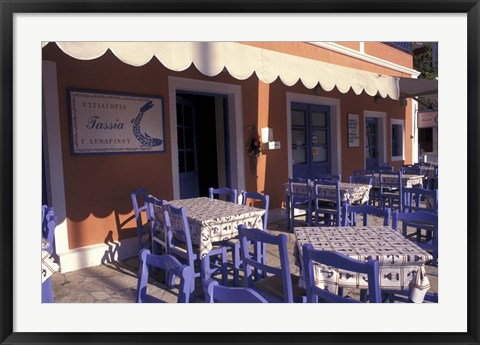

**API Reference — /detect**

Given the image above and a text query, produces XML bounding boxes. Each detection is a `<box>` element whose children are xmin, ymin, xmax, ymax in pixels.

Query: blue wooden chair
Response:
<box><xmin>238</xmin><ymin>225</ymin><xmax>306</xmax><ymax>303</ymax></box>
<box><xmin>131</xmin><ymin>188</ymin><xmax>152</xmax><ymax>251</ymax></box>
<box><xmin>379</xmin><ymin>171</ymin><xmax>403</xmax><ymax>212</ymax></box>
<box><xmin>353</xmin><ymin>169</ymin><xmax>375</xmax><ymax>176</ymax></box>
<box><xmin>42</xmin><ymin>206</ymin><xmax>56</xmax><ymax>256</ymax></box>
<box><xmin>164</xmin><ymin>204</ymin><xmax>228</xmax><ymax>299</ymax></box>
<box><xmin>317</xmin><ymin>173</ymin><xmax>341</xmax><ymax>182</ymax></box>
<box><xmin>343</xmin><ymin>204</ymin><xmax>391</xmax><ymax>226</ymax></box>
<box><xmin>147</xmin><ymin>196</ymin><xmax>169</xmax><ymax>256</ymax></box>
<box><xmin>377</xmin><ymin>162</ymin><xmax>394</xmax><ymax>172</ymax></box>
<box><xmin>302</xmin><ymin>243</ymin><xmax>381</xmax><ymax>303</ymax></box>
<box><xmin>136</xmin><ymin>249</ymin><xmax>194</xmax><ymax>303</ymax></box>
<box><xmin>208</xmin><ymin>187</ymin><xmax>238</xmax><ymax>203</ymax></box>
<box><xmin>403</xmin><ymin>187</ymin><xmax>438</xmax><ymax>214</ymax></box>
<box><xmin>349</xmin><ymin>175</ymin><xmax>373</xmax><ymax>186</ymax></box>
<box><xmin>222</xmin><ymin>191</ymin><xmax>270</xmax><ymax>286</ymax></box>
<box><xmin>402</xmin><ymin>187</ymin><xmax>438</xmax><ymax>243</ymax></box>
<box><xmin>313</xmin><ymin>179</ymin><xmax>342</xmax><ymax>226</ymax></box>
<box><xmin>288</xmin><ymin>178</ymin><xmax>313</xmax><ymax>230</ymax></box>
<box><xmin>203</xmin><ymin>279</ymin><xmax>268</xmax><ymax>303</ymax></box>
<box><xmin>401</xmin><ymin>165</ymin><xmax>422</xmax><ymax>175</ymax></box>
<box><xmin>392</xmin><ymin>210</ymin><xmax>438</xmax><ymax>266</ymax></box>
<box><xmin>42</xmin><ymin>205</ymin><xmax>56</xmax><ymax>303</ymax></box>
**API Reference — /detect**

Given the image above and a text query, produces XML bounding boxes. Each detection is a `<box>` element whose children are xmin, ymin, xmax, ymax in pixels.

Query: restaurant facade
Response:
<box><xmin>42</xmin><ymin>41</ymin><xmax>421</xmax><ymax>272</ymax></box>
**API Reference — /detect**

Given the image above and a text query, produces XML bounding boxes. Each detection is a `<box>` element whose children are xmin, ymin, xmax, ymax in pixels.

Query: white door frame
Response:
<box><xmin>168</xmin><ymin>77</ymin><xmax>245</xmax><ymax>199</ymax></box>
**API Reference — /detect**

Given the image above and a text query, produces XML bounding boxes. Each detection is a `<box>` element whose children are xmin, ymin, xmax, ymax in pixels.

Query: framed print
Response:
<box><xmin>1</xmin><ymin>2</ymin><xmax>479</xmax><ymax>345</ymax></box>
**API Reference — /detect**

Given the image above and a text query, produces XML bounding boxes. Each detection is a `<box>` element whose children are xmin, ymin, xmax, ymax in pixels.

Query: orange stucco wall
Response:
<box><xmin>240</xmin><ymin>42</ymin><xmax>412</xmax><ymax>77</ymax></box>
<box><xmin>43</xmin><ymin>42</ymin><xmax>413</xmax><ymax>251</ymax></box>
<box><xmin>43</xmin><ymin>43</ymin><xmax>259</xmax><ymax>249</ymax></box>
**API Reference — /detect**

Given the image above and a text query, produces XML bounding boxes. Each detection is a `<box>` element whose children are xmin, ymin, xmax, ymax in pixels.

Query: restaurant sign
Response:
<box><xmin>417</xmin><ymin>111</ymin><xmax>438</xmax><ymax>128</ymax></box>
<box><xmin>68</xmin><ymin>89</ymin><xmax>165</xmax><ymax>155</ymax></box>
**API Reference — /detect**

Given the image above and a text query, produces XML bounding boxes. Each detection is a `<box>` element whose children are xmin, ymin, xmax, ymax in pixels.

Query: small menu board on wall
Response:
<box><xmin>347</xmin><ymin>113</ymin><xmax>360</xmax><ymax>148</ymax></box>
<box><xmin>68</xmin><ymin>89</ymin><xmax>165</xmax><ymax>155</ymax></box>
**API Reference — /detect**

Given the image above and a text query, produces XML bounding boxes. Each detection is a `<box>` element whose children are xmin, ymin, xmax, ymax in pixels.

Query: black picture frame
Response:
<box><xmin>1</xmin><ymin>1</ymin><xmax>479</xmax><ymax>345</ymax></box>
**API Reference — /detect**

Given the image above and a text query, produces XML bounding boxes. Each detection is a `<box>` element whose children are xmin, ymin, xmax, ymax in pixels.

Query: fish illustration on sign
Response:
<box><xmin>131</xmin><ymin>101</ymin><xmax>163</xmax><ymax>147</ymax></box>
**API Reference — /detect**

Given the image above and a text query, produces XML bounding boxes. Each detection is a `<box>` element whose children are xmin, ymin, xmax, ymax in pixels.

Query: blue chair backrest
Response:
<box><xmin>349</xmin><ymin>175</ymin><xmax>373</xmax><ymax>185</ymax></box>
<box><xmin>391</xmin><ymin>210</ymin><xmax>438</xmax><ymax>265</ymax></box>
<box><xmin>288</xmin><ymin>178</ymin><xmax>311</xmax><ymax>203</ymax></box>
<box><xmin>241</xmin><ymin>191</ymin><xmax>269</xmax><ymax>230</ymax></box>
<box><xmin>208</xmin><ymin>187</ymin><xmax>238</xmax><ymax>203</ymax></box>
<box><xmin>343</xmin><ymin>204</ymin><xmax>391</xmax><ymax>226</ymax></box>
<box><xmin>131</xmin><ymin>188</ymin><xmax>150</xmax><ymax>228</ymax></box>
<box><xmin>353</xmin><ymin>169</ymin><xmax>375</xmax><ymax>176</ymax></box>
<box><xmin>238</xmin><ymin>225</ymin><xmax>294</xmax><ymax>303</ymax></box>
<box><xmin>163</xmin><ymin>204</ymin><xmax>195</xmax><ymax>267</ymax></box>
<box><xmin>401</xmin><ymin>165</ymin><xmax>422</xmax><ymax>175</ymax></box>
<box><xmin>317</xmin><ymin>173</ymin><xmax>341</xmax><ymax>182</ymax></box>
<box><xmin>403</xmin><ymin>187</ymin><xmax>438</xmax><ymax>213</ymax></box>
<box><xmin>392</xmin><ymin>210</ymin><xmax>438</xmax><ymax>232</ymax></box>
<box><xmin>379</xmin><ymin>171</ymin><xmax>403</xmax><ymax>189</ymax></box>
<box><xmin>378</xmin><ymin>162</ymin><xmax>394</xmax><ymax>172</ymax></box>
<box><xmin>42</xmin><ymin>206</ymin><xmax>56</xmax><ymax>255</ymax></box>
<box><xmin>302</xmin><ymin>243</ymin><xmax>381</xmax><ymax>303</ymax></box>
<box><xmin>148</xmin><ymin>195</ymin><xmax>168</xmax><ymax>225</ymax></box>
<box><xmin>136</xmin><ymin>249</ymin><xmax>194</xmax><ymax>303</ymax></box>
<box><xmin>314</xmin><ymin>179</ymin><xmax>340</xmax><ymax>203</ymax></box>
<box><xmin>147</xmin><ymin>196</ymin><xmax>169</xmax><ymax>251</ymax></box>
<box><xmin>203</xmin><ymin>279</ymin><xmax>268</xmax><ymax>303</ymax></box>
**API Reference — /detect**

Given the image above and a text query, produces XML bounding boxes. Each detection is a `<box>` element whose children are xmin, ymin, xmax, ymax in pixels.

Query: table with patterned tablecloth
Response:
<box><xmin>419</xmin><ymin>165</ymin><xmax>437</xmax><ymax>179</ymax></box>
<box><xmin>294</xmin><ymin>226</ymin><xmax>433</xmax><ymax>303</ymax></box>
<box><xmin>286</xmin><ymin>182</ymin><xmax>372</xmax><ymax>205</ymax></box>
<box><xmin>156</xmin><ymin>197</ymin><xmax>265</xmax><ymax>258</ymax></box>
<box><xmin>370</xmin><ymin>173</ymin><xmax>424</xmax><ymax>188</ymax></box>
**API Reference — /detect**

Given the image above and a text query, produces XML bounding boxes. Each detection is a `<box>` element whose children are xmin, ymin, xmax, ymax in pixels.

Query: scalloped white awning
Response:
<box><xmin>42</xmin><ymin>41</ymin><xmax>401</xmax><ymax>100</ymax></box>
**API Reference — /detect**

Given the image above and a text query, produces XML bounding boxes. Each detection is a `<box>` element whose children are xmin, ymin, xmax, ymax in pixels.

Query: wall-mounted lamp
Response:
<box><xmin>374</xmin><ymin>95</ymin><xmax>382</xmax><ymax>104</ymax></box>
<box><xmin>400</xmin><ymin>97</ymin><xmax>408</xmax><ymax>107</ymax></box>
<box><xmin>314</xmin><ymin>84</ymin><xmax>322</xmax><ymax>95</ymax></box>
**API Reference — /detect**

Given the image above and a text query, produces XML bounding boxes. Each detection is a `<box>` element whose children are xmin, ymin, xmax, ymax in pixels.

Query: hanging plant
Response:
<box><xmin>246</xmin><ymin>124</ymin><xmax>261</xmax><ymax>175</ymax></box>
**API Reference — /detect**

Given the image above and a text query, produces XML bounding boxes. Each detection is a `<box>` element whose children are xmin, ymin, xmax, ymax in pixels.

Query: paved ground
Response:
<box><xmin>51</xmin><ymin>217</ymin><xmax>438</xmax><ymax>303</ymax></box>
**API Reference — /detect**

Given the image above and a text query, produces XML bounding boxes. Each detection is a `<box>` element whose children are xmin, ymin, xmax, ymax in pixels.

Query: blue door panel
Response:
<box><xmin>291</xmin><ymin>103</ymin><xmax>331</xmax><ymax>180</ymax></box>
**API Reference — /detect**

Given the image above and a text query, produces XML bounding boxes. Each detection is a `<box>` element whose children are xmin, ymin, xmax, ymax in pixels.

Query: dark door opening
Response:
<box><xmin>176</xmin><ymin>92</ymin><xmax>229</xmax><ymax>198</ymax></box>
<box><xmin>365</xmin><ymin>117</ymin><xmax>379</xmax><ymax>170</ymax></box>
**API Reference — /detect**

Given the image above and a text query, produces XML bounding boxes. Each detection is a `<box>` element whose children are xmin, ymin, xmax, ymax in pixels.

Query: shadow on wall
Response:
<box><xmin>101</xmin><ymin>230</ymin><xmax>121</xmax><ymax>264</ymax></box>
<box><xmin>101</xmin><ymin>221</ymin><xmax>137</xmax><ymax>265</ymax></box>
<box><xmin>114</xmin><ymin>211</ymin><xmax>137</xmax><ymax>241</ymax></box>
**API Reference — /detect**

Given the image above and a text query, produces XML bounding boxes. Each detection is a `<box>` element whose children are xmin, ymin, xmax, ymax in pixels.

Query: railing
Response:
<box><xmin>382</xmin><ymin>42</ymin><xmax>412</xmax><ymax>53</ymax></box>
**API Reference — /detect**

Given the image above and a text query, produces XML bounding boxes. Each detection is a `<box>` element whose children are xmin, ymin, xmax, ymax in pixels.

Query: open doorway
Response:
<box><xmin>176</xmin><ymin>92</ymin><xmax>230</xmax><ymax>199</ymax></box>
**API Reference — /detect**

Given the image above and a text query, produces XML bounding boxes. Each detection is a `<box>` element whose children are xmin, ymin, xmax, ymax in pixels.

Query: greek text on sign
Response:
<box><xmin>68</xmin><ymin>89</ymin><xmax>165</xmax><ymax>155</ymax></box>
